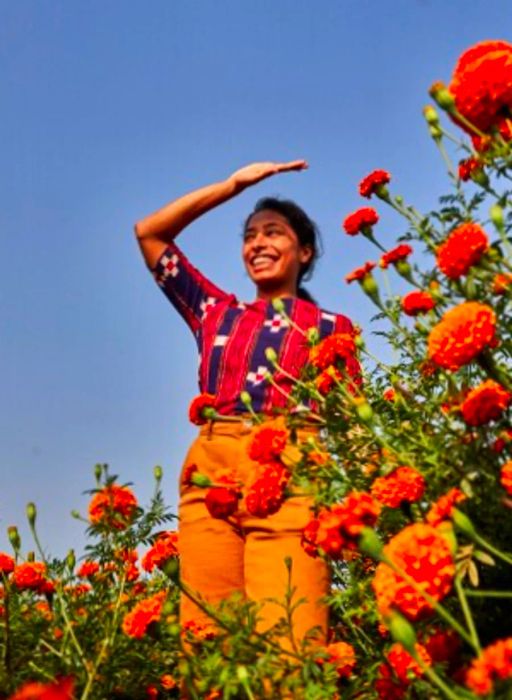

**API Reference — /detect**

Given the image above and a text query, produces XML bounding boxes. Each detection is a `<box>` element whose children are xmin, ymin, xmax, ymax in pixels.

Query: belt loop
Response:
<box><xmin>207</xmin><ymin>419</ymin><xmax>214</xmax><ymax>440</ymax></box>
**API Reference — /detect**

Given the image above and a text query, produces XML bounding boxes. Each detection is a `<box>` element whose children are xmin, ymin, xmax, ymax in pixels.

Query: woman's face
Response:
<box><xmin>242</xmin><ymin>210</ymin><xmax>313</xmax><ymax>296</ymax></box>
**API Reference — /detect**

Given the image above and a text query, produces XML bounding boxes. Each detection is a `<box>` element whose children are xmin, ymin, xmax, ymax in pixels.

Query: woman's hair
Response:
<box><xmin>243</xmin><ymin>197</ymin><xmax>322</xmax><ymax>304</ymax></box>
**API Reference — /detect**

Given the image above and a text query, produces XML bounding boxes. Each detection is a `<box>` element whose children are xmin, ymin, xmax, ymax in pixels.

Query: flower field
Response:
<box><xmin>2</xmin><ymin>40</ymin><xmax>512</xmax><ymax>699</ymax></box>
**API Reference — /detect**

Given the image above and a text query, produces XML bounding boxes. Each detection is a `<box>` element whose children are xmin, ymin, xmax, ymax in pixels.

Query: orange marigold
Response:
<box><xmin>427</xmin><ymin>301</ymin><xmax>496</xmax><ymax>371</ymax></box>
<box><xmin>466</xmin><ymin>636</ymin><xmax>512</xmax><ymax>696</ymax></box>
<box><xmin>121</xmin><ymin>591</ymin><xmax>166</xmax><ymax>639</ymax></box>
<box><xmin>379</xmin><ymin>244</ymin><xmax>412</xmax><ymax>269</ymax></box>
<box><xmin>309</xmin><ymin>332</ymin><xmax>357</xmax><ymax>370</ymax></box>
<box><xmin>345</xmin><ymin>261</ymin><xmax>376</xmax><ymax>283</ymax></box>
<box><xmin>458</xmin><ymin>157</ymin><xmax>484</xmax><ymax>182</ymax></box>
<box><xmin>493</xmin><ymin>273</ymin><xmax>512</xmax><ymax>295</ymax></box>
<box><xmin>500</xmin><ymin>461</ymin><xmax>512</xmax><ymax>496</ymax></box>
<box><xmin>248</xmin><ymin>424</ymin><xmax>289</xmax><ymax>463</ymax></box>
<box><xmin>76</xmin><ymin>560</ymin><xmax>100</xmax><ymax>578</ymax></box>
<box><xmin>8</xmin><ymin>678</ymin><xmax>74</xmax><ymax>700</ymax></box>
<box><xmin>12</xmin><ymin>562</ymin><xmax>47</xmax><ymax>592</ymax></box>
<box><xmin>188</xmin><ymin>392</ymin><xmax>216</xmax><ymax>425</ymax></box>
<box><xmin>436</xmin><ymin>223</ymin><xmax>489</xmax><ymax>279</ymax></box>
<box><xmin>401</xmin><ymin>290</ymin><xmax>436</xmax><ymax>316</ymax></box>
<box><xmin>0</xmin><ymin>553</ymin><xmax>15</xmax><ymax>575</ymax></box>
<box><xmin>460</xmin><ymin>380</ymin><xmax>511</xmax><ymax>426</ymax></box>
<box><xmin>318</xmin><ymin>641</ymin><xmax>357</xmax><ymax>679</ymax></box>
<box><xmin>246</xmin><ymin>464</ymin><xmax>289</xmax><ymax>518</ymax></box>
<box><xmin>426</xmin><ymin>488</ymin><xmax>467</xmax><ymax>527</ymax></box>
<box><xmin>372</xmin><ymin>523</ymin><xmax>455</xmax><ymax>621</ymax></box>
<box><xmin>386</xmin><ymin>642</ymin><xmax>431</xmax><ymax>684</ymax></box>
<box><xmin>371</xmin><ymin>466</ymin><xmax>425</xmax><ymax>508</ymax></box>
<box><xmin>359</xmin><ymin>170</ymin><xmax>391</xmax><ymax>199</ymax></box>
<box><xmin>88</xmin><ymin>484</ymin><xmax>138</xmax><ymax>530</ymax></box>
<box><xmin>142</xmin><ymin>531</ymin><xmax>179</xmax><ymax>572</ymax></box>
<box><xmin>342</xmin><ymin>207</ymin><xmax>379</xmax><ymax>236</ymax></box>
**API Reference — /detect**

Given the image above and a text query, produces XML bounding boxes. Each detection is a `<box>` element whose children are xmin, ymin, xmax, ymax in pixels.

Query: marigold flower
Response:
<box><xmin>372</xmin><ymin>523</ymin><xmax>455</xmax><ymax>620</ymax></box>
<box><xmin>426</xmin><ymin>488</ymin><xmax>467</xmax><ymax>527</ymax></box>
<box><xmin>121</xmin><ymin>591</ymin><xmax>166</xmax><ymax>639</ymax></box>
<box><xmin>88</xmin><ymin>484</ymin><xmax>138</xmax><ymax>530</ymax></box>
<box><xmin>345</xmin><ymin>261</ymin><xmax>376</xmax><ymax>283</ymax></box>
<box><xmin>12</xmin><ymin>562</ymin><xmax>47</xmax><ymax>592</ymax></box>
<box><xmin>436</xmin><ymin>223</ymin><xmax>489</xmax><ymax>279</ymax></box>
<box><xmin>309</xmin><ymin>332</ymin><xmax>357</xmax><ymax>370</ymax></box>
<box><xmin>160</xmin><ymin>675</ymin><xmax>177</xmax><ymax>690</ymax></box>
<box><xmin>449</xmin><ymin>41</ymin><xmax>512</xmax><ymax>137</ymax></box>
<box><xmin>492</xmin><ymin>428</ymin><xmax>512</xmax><ymax>453</ymax></box>
<box><xmin>383</xmin><ymin>388</ymin><xmax>396</xmax><ymax>402</ymax></box>
<box><xmin>302</xmin><ymin>491</ymin><xmax>381</xmax><ymax>559</ymax></box>
<box><xmin>342</xmin><ymin>207</ymin><xmax>379</xmax><ymax>236</ymax></box>
<box><xmin>386</xmin><ymin>642</ymin><xmax>431</xmax><ymax>684</ymax></box>
<box><xmin>188</xmin><ymin>392</ymin><xmax>216</xmax><ymax>425</ymax></box>
<box><xmin>375</xmin><ymin>662</ymin><xmax>407</xmax><ymax>699</ymax></box>
<box><xmin>359</xmin><ymin>170</ymin><xmax>391</xmax><ymax>198</ymax></box>
<box><xmin>401</xmin><ymin>290</ymin><xmax>436</xmax><ymax>316</ymax></box>
<box><xmin>76</xmin><ymin>560</ymin><xmax>100</xmax><ymax>578</ymax></box>
<box><xmin>248</xmin><ymin>424</ymin><xmax>289</xmax><ymax>463</ymax></box>
<box><xmin>317</xmin><ymin>641</ymin><xmax>357</xmax><ymax>678</ymax></box>
<box><xmin>8</xmin><ymin>677</ymin><xmax>74</xmax><ymax>700</ymax></box>
<box><xmin>460</xmin><ymin>380</ymin><xmax>511</xmax><ymax>426</ymax></box>
<box><xmin>380</xmin><ymin>244</ymin><xmax>413</xmax><ymax>269</ymax></box>
<box><xmin>371</xmin><ymin>466</ymin><xmax>425</xmax><ymax>508</ymax></box>
<box><xmin>181</xmin><ymin>618</ymin><xmax>216</xmax><ymax>641</ymax></box>
<box><xmin>205</xmin><ymin>486</ymin><xmax>240</xmax><ymax>519</ymax></box>
<box><xmin>493</xmin><ymin>273</ymin><xmax>512</xmax><ymax>295</ymax></box>
<box><xmin>458</xmin><ymin>157</ymin><xmax>484</xmax><ymax>181</ymax></box>
<box><xmin>246</xmin><ymin>464</ymin><xmax>289</xmax><ymax>518</ymax></box>
<box><xmin>427</xmin><ymin>301</ymin><xmax>497</xmax><ymax>371</ymax></box>
<box><xmin>0</xmin><ymin>553</ymin><xmax>15</xmax><ymax>575</ymax></box>
<box><xmin>422</xmin><ymin>627</ymin><xmax>461</xmax><ymax>665</ymax></box>
<box><xmin>465</xmin><ymin>636</ymin><xmax>512</xmax><ymax>695</ymax></box>
<box><xmin>500</xmin><ymin>461</ymin><xmax>512</xmax><ymax>496</ymax></box>
<box><xmin>142</xmin><ymin>531</ymin><xmax>179</xmax><ymax>572</ymax></box>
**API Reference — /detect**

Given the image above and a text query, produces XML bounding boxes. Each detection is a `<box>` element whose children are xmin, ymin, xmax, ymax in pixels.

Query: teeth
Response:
<box><xmin>252</xmin><ymin>255</ymin><xmax>275</xmax><ymax>265</ymax></box>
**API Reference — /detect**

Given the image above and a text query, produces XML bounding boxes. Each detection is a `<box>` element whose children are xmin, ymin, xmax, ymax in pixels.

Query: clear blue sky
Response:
<box><xmin>1</xmin><ymin>0</ymin><xmax>509</xmax><ymax>557</ymax></box>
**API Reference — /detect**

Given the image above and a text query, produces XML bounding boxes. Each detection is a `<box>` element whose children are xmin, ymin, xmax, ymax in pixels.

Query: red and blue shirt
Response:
<box><xmin>152</xmin><ymin>241</ymin><xmax>355</xmax><ymax>415</ymax></box>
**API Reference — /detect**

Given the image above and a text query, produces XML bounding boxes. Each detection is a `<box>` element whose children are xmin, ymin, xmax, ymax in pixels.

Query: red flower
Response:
<box><xmin>342</xmin><ymin>207</ymin><xmax>379</xmax><ymax>236</ymax></box>
<box><xmin>493</xmin><ymin>273</ymin><xmax>512</xmax><ymax>295</ymax></box>
<box><xmin>248</xmin><ymin>422</ymin><xmax>289</xmax><ymax>464</ymax></box>
<box><xmin>246</xmin><ymin>464</ymin><xmax>289</xmax><ymax>517</ymax></box>
<box><xmin>88</xmin><ymin>484</ymin><xmax>138</xmax><ymax>530</ymax></box>
<box><xmin>436</xmin><ymin>223</ymin><xmax>489</xmax><ymax>279</ymax></box>
<box><xmin>401</xmin><ymin>290</ymin><xmax>436</xmax><ymax>316</ymax></box>
<box><xmin>205</xmin><ymin>486</ymin><xmax>240</xmax><ymax>519</ymax></box>
<box><xmin>8</xmin><ymin>678</ymin><xmax>74</xmax><ymax>700</ymax></box>
<box><xmin>359</xmin><ymin>170</ymin><xmax>391</xmax><ymax>198</ymax></box>
<box><xmin>317</xmin><ymin>641</ymin><xmax>357</xmax><ymax>678</ymax></box>
<box><xmin>386</xmin><ymin>643</ymin><xmax>431</xmax><ymax>684</ymax></box>
<box><xmin>449</xmin><ymin>41</ymin><xmax>512</xmax><ymax>136</ymax></box>
<box><xmin>500</xmin><ymin>461</ymin><xmax>512</xmax><ymax>496</ymax></box>
<box><xmin>465</xmin><ymin>636</ymin><xmax>512</xmax><ymax>696</ymax></box>
<box><xmin>422</xmin><ymin>628</ymin><xmax>461</xmax><ymax>666</ymax></box>
<box><xmin>492</xmin><ymin>428</ymin><xmax>512</xmax><ymax>453</ymax></box>
<box><xmin>460</xmin><ymin>380</ymin><xmax>511</xmax><ymax>426</ymax></box>
<box><xmin>371</xmin><ymin>466</ymin><xmax>425</xmax><ymax>508</ymax></box>
<box><xmin>12</xmin><ymin>562</ymin><xmax>48</xmax><ymax>592</ymax></box>
<box><xmin>426</xmin><ymin>488</ymin><xmax>467</xmax><ymax>527</ymax></box>
<box><xmin>427</xmin><ymin>301</ymin><xmax>497</xmax><ymax>371</ymax></box>
<box><xmin>383</xmin><ymin>388</ymin><xmax>396</xmax><ymax>402</ymax></box>
<box><xmin>375</xmin><ymin>662</ymin><xmax>407</xmax><ymax>699</ymax></box>
<box><xmin>122</xmin><ymin>592</ymin><xmax>166</xmax><ymax>639</ymax></box>
<box><xmin>372</xmin><ymin>523</ymin><xmax>455</xmax><ymax>621</ymax></box>
<box><xmin>458</xmin><ymin>157</ymin><xmax>484</xmax><ymax>181</ymax></box>
<box><xmin>188</xmin><ymin>393</ymin><xmax>216</xmax><ymax>425</ymax></box>
<box><xmin>380</xmin><ymin>244</ymin><xmax>413</xmax><ymax>269</ymax></box>
<box><xmin>309</xmin><ymin>333</ymin><xmax>357</xmax><ymax>370</ymax></box>
<box><xmin>345</xmin><ymin>261</ymin><xmax>376</xmax><ymax>283</ymax></box>
<box><xmin>0</xmin><ymin>553</ymin><xmax>15</xmax><ymax>575</ymax></box>
<box><xmin>76</xmin><ymin>560</ymin><xmax>100</xmax><ymax>578</ymax></box>
<box><xmin>142</xmin><ymin>531</ymin><xmax>179</xmax><ymax>572</ymax></box>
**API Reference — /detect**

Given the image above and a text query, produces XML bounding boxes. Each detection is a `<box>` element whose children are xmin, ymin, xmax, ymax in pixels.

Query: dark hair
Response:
<box><xmin>243</xmin><ymin>197</ymin><xmax>322</xmax><ymax>304</ymax></box>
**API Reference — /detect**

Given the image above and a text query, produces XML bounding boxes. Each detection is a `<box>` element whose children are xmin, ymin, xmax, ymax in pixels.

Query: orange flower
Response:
<box><xmin>426</xmin><ymin>488</ymin><xmax>467</xmax><ymax>526</ymax></box>
<box><xmin>359</xmin><ymin>170</ymin><xmax>391</xmax><ymax>198</ymax></box>
<box><xmin>383</xmin><ymin>388</ymin><xmax>396</xmax><ymax>402</ymax></box>
<box><xmin>248</xmin><ymin>424</ymin><xmax>289</xmax><ymax>463</ymax></box>
<box><xmin>76</xmin><ymin>560</ymin><xmax>100</xmax><ymax>578</ymax></box>
<box><xmin>492</xmin><ymin>428</ymin><xmax>512</xmax><ymax>453</ymax></box>
<box><xmin>401</xmin><ymin>290</ymin><xmax>436</xmax><ymax>316</ymax></box>
<box><xmin>317</xmin><ymin>641</ymin><xmax>357</xmax><ymax>678</ymax></box>
<box><xmin>121</xmin><ymin>591</ymin><xmax>166</xmax><ymax>638</ymax></box>
<box><xmin>436</xmin><ymin>223</ymin><xmax>489</xmax><ymax>279</ymax></box>
<box><xmin>160</xmin><ymin>675</ymin><xmax>177</xmax><ymax>690</ymax></box>
<box><xmin>181</xmin><ymin>618</ymin><xmax>216</xmax><ymax>641</ymax></box>
<box><xmin>493</xmin><ymin>273</ymin><xmax>512</xmax><ymax>295</ymax></box>
<box><xmin>449</xmin><ymin>41</ymin><xmax>512</xmax><ymax>137</ymax></box>
<box><xmin>379</xmin><ymin>244</ymin><xmax>413</xmax><ymax>269</ymax></box>
<box><xmin>500</xmin><ymin>461</ymin><xmax>512</xmax><ymax>496</ymax></box>
<box><xmin>246</xmin><ymin>464</ymin><xmax>289</xmax><ymax>517</ymax></box>
<box><xmin>375</xmin><ymin>662</ymin><xmax>407</xmax><ymax>699</ymax></box>
<box><xmin>372</xmin><ymin>523</ymin><xmax>455</xmax><ymax>621</ymax></box>
<box><xmin>309</xmin><ymin>333</ymin><xmax>357</xmax><ymax>371</ymax></box>
<box><xmin>460</xmin><ymin>380</ymin><xmax>511</xmax><ymax>426</ymax></box>
<box><xmin>12</xmin><ymin>562</ymin><xmax>47</xmax><ymax>592</ymax></box>
<box><xmin>0</xmin><ymin>553</ymin><xmax>14</xmax><ymax>575</ymax></box>
<box><xmin>345</xmin><ymin>261</ymin><xmax>376</xmax><ymax>283</ymax></box>
<box><xmin>427</xmin><ymin>301</ymin><xmax>497</xmax><ymax>371</ymax></box>
<box><xmin>342</xmin><ymin>207</ymin><xmax>379</xmax><ymax>236</ymax></box>
<box><xmin>188</xmin><ymin>392</ymin><xmax>216</xmax><ymax>425</ymax></box>
<box><xmin>8</xmin><ymin>677</ymin><xmax>74</xmax><ymax>700</ymax></box>
<box><xmin>142</xmin><ymin>531</ymin><xmax>179</xmax><ymax>572</ymax></box>
<box><xmin>458</xmin><ymin>157</ymin><xmax>484</xmax><ymax>181</ymax></box>
<box><xmin>371</xmin><ymin>466</ymin><xmax>425</xmax><ymax>508</ymax></box>
<box><xmin>386</xmin><ymin>643</ymin><xmax>431</xmax><ymax>684</ymax></box>
<box><xmin>466</xmin><ymin>636</ymin><xmax>512</xmax><ymax>696</ymax></box>
<box><xmin>88</xmin><ymin>484</ymin><xmax>138</xmax><ymax>530</ymax></box>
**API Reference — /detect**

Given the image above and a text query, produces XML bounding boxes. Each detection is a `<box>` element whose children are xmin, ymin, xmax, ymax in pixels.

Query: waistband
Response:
<box><xmin>198</xmin><ymin>414</ymin><xmax>320</xmax><ymax>438</ymax></box>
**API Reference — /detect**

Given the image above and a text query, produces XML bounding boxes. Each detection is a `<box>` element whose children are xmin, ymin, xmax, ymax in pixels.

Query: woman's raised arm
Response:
<box><xmin>134</xmin><ymin>160</ymin><xmax>307</xmax><ymax>269</ymax></box>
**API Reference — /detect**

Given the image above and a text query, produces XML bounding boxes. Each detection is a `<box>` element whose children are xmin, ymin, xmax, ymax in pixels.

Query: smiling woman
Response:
<box><xmin>133</xmin><ymin>162</ymin><xmax>357</xmax><ymax>656</ymax></box>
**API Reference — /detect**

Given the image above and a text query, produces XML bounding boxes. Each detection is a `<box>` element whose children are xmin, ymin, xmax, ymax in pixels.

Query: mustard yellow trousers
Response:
<box><xmin>178</xmin><ymin>420</ymin><xmax>329</xmax><ymax>645</ymax></box>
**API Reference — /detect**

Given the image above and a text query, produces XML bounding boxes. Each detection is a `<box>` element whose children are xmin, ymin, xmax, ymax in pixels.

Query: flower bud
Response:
<box><xmin>237</xmin><ymin>666</ymin><xmax>249</xmax><ymax>683</ymax></box>
<box><xmin>94</xmin><ymin>463</ymin><xmax>103</xmax><ymax>484</ymax></box>
<box><xmin>8</xmin><ymin>526</ymin><xmax>21</xmax><ymax>553</ymax></box>
<box><xmin>240</xmin><ymin>391</ymin><xmax>253</xmax><ymax>408</ymax></box>
<box><xmin>162</xmin><ymin>557</ymin><xmax>180</xmax><ymax>582</ymax></box>
<box><xmin>395</xmin><ymin>260</ymin><xmax>414</xmax><ymax>283</ymax></box>
<box><xmin>307</xmin><ymin>327</ymin><xmax>320</xmax><ymax>345</ymax></box>
<box><xmin>153</xmin><ymin>465</ymin><xmax>163</xmax><ymax>483</ymax></box>
<box><xmin>429</xmin><ymin>82</ymin><xmax>456</xmax><ymax>112</ymax></box>
<box><xmin>388</xmin><ymin>612</ymin><xmax>417</xmax><ymax>652</ymax></box>
<box><xmin>429</xmin><ymin>125</ymin><xmax>443</xmax><ymax>142</ymax></box>
<box><xmin>490</xmin><ymin>203</ymin><xmax>505</xmax><ymax>229</ymax></box>
<box><xmin>202</xmin><ymin>406</ymin><xmax>217</xmax><ymax>420</ymax></box>
<box><xmin>26</xmin><ymin>502</ymin><xmax>37</xmax><ymax>528</ymax></box>
<box><xmin>27</xmin><ymin>550</ymin><xmax>35</xmax><ymax>562</ymax></box>
<box><xmin>356</xmin><ymin>402</ymin><xmax>373</xmax><ymax>423</ymax></box>
<box><xmin>452</xmin><ymin>508</ymin><xmax>476</xmax><ymax>537</ymax></box>
<box><xmin>71</xmin><ymin>509</ymin><xmax>82</xmax><ymax>520</ymax></box>
<box><xmin>358</xmin><ymin>527</ymin><xmax>383</xmax><ymax>559</ymax></box>
<box><xmin>272</xmin><ymin>298</ymin><xmax>285</xmax><ymax>314</ymax></box>
<box><xmin>66</xmin><ymin>549</ymin><xmax>76</xmax><ymax>572</ymax></box>
<box><xmin>354</xmin><ymin>333</ymin><xmax>365</xmax><ymax>349</ymax></box>
<box><xmin>191</xmin><ymin>472</ymin><xmax>213</xmax><ymax>488</ymax></box>
<box><xmin>361</xmin><ymin>274</ymin><xmax>381</xmax><ymax>305</ymax></box>
<box><xmin>423</xmin><ymin>105</ymin><xmax>440</xmax><ymax>126</ymax></box>
<box><xmin>471</xmin><ymin>169</ymin><xmax>489</xmax><ymax>188</ymax></box>
<box><xmin>264</xmin><ymin>347</ymin><xmax>278</xmax><ymax>364</ymax></box>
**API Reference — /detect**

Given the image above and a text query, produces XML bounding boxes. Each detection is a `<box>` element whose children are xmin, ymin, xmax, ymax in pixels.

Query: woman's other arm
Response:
<box><xmin>134</xmin><ymin>160</ymin><xmax>307</xmax><ymax>269</ymax></box>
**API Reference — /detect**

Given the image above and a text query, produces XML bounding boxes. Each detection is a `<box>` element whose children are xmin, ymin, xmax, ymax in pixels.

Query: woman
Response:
<box><xmin>134</xmin><ymin>161</ymin><xmax>355</xmax><ymax>647</ymax></box>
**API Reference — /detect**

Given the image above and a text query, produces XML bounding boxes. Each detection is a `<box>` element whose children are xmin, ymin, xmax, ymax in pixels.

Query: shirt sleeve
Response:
<box><xmin>151</xmin><ymin>241</ymin><xmax>230</xmax><ymax>335</ymax></box>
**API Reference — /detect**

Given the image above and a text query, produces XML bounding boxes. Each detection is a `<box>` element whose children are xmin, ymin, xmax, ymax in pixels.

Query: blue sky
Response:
<box><xmin>1</xmin><ymin>0</ymin><xmax>509</xmax><ymax>557</ymax></box>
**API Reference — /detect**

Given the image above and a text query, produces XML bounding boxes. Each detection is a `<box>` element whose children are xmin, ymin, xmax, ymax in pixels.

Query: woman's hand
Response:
<box><xmin>228</xmin><ymin>160</ymin><xmax>308</xmax><ymax>190</ymax></box>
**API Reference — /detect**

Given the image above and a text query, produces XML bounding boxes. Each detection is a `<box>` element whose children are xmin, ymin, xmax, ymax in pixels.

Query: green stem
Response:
<box><xmin>472</xmin><ymin>532</ymin><xmax>512</xmax><ymax>567</ymax></box>
<box><xmin>455</xmin><ymin>575</ymin><xmax>480</xmax><ymax>653</ymax></box>
<box><xmin>464</xmin><ymin>589</ymin><xmax>512</xmax><ymax>598</ymax></box>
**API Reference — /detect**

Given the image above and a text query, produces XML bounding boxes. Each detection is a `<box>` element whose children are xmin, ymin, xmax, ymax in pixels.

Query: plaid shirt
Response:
<box><xmin>152</xmin><ymin>241</ymin><xmax>356</xmax><ymax>415</ymax></box>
